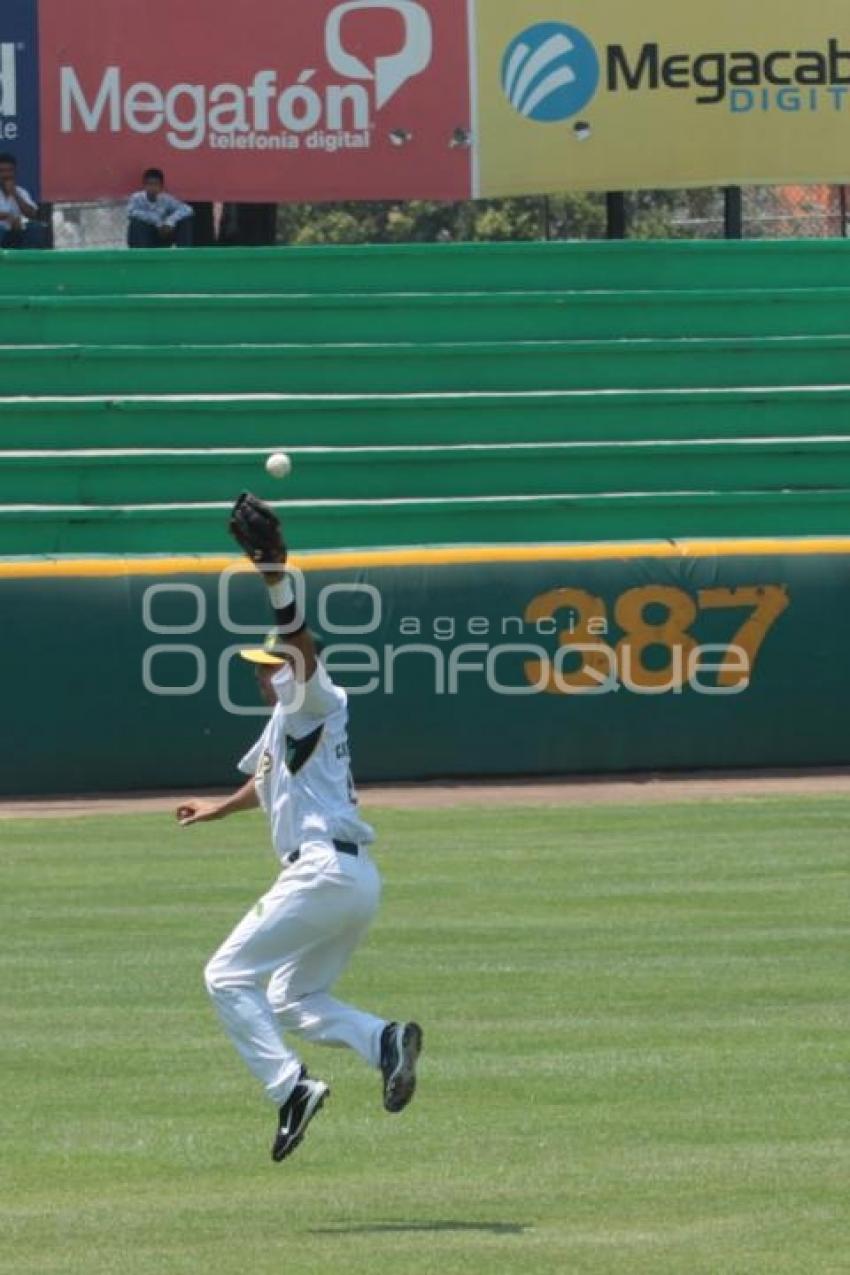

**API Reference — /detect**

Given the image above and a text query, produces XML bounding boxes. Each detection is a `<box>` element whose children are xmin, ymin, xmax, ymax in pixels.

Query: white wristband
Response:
<box><xmin>268</xmin><ymin>576</ymin><xmax>295</xmax><ymax>610</ymax></box>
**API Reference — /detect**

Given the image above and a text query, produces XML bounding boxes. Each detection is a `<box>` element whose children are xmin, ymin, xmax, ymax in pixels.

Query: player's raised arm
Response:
<box><xmin>229</xmin><ymin>492</ymin><xmax>317</xmax><ymax>682</ymax></box>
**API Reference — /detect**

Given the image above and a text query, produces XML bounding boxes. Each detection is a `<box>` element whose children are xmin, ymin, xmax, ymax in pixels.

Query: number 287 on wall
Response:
<box><xmin>523</xmin><ymin>584</ymin><xmax>790</xmax><ymax>695</ymax></box>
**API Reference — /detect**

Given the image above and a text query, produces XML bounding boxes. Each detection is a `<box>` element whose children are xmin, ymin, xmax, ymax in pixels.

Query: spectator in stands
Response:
<box><xmin>127</xmin><ymin>168</ymin><xmax>194</xmax><ymax>248</ymax></box>
<box><xmin>0</xmin><ymin>153</ymin><xmax>47</xmax><ymax>249</ymax></box>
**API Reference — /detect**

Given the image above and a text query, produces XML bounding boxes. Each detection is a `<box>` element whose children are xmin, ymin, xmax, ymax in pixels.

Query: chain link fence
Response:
<box><xmin>744</xmin><ymin>185</ymin><xmax>848</xmax><ymax>239</ymax></box>
<box><xmin>52</xmin><ymin>202</ymin><xmax>127</xmax><ymax>250</ymax></box>
<box><xmin>47</xmin><ymin>186</ymin><xmax>850</xmax><ymax>249</ymax></box>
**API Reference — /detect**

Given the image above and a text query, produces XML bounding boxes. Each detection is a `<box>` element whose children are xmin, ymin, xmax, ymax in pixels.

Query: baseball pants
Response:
<box><xmin>204</xmin><ymin>842</ymin><xmax>386</xmax><ymax>1106</ymax></box>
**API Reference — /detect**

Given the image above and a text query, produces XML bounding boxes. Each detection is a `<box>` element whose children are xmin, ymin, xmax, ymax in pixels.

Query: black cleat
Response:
<box><xmin>380</xmin><ymin>1021</ymin><xmax>423</xmax><ymax>1114</ymax></box>
<box><xmin>271</xmin><ymin>1068</ymin><xmax>330</xmax><ymax>1163</ymax></box>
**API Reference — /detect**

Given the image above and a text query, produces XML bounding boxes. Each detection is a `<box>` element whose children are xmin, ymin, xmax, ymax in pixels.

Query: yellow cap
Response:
<box><xmin>239</xmin><ymin>630</ymin><xmax>289</xmax><ymax>666</ymax></box>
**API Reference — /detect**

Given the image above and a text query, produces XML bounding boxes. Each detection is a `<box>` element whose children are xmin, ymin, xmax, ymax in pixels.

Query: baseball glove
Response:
<box><xmin>229</xmin><ymin>491</ymin><xmax>287</xmax><ymax>565</ymax></box>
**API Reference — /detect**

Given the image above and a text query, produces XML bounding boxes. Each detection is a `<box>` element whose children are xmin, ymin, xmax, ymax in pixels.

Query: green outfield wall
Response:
<box><xmin>2</xmin><ymin>541</ymin><xmax>848</xmax><ymax>796</ymax></box>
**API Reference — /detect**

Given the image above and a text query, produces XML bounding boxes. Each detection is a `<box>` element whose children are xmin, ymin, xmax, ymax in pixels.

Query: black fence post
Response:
<box><xmin>840</xmin><ymin>186</ymin><xmax>848</xmax><ymax>239</ymax></box>
<box><xmin>189</xmin><ymin>203</ymin><xmax>216</xmax><ymax>247</ymax></box>
<box><xmin>724</xmin><ymin>187</ymin><xmax>744</xmax><ymax>239</ymax></box>
<box><xmin>38</xmin><ymin>201</ymin><xmax>54</xmax><ymax>249</ymax></box>
<box><xmin>540</xmin><ymin>196</ymin><xmax>551</xmax><ymax>241</ymax></box>
<box><xmin>218</xmin><ymin>203</ymin><xmax>278</xmax><ymax>247</ymax></box>
<box><xmin>606</xmin><ymin>192</ymin><xmax>627</xmax><ymax>240</ymax></box>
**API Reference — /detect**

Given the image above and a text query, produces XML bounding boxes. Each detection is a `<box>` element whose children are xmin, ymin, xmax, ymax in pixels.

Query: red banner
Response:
<box><xmin>40</xmin><ymin>0</ymin><xmax>472</xmax><ymax>201</ymax></box>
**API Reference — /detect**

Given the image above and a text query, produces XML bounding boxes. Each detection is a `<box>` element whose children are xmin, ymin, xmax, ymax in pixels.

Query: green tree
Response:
<box><xmin>277</xmin><ymin>194</ymin><xmax>610</xmax><ymax>244</ymax></box>
<box><xmin>275</xmin><ymin>188</ymin><xmax>741</xmax><ymax>245</ymax></box>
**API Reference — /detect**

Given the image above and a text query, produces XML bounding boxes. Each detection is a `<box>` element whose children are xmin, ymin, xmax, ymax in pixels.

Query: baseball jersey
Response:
<box><xmin>238</xmin><ymin>661</ymin><xmax>374</xmax><ymax>862</ymax></box>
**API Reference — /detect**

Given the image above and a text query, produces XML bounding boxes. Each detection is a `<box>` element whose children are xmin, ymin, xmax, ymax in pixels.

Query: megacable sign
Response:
<box><xmin>475</xmin><ymin>0</ymin><xmax>850</xmax><ymax>195</ymax></box>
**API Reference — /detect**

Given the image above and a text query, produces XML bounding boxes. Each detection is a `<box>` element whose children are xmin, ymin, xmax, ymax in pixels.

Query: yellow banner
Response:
<box><xmin>474</xmin><ymin>0</ymin><xmax>850</xmax><ymax>195</ymax></box>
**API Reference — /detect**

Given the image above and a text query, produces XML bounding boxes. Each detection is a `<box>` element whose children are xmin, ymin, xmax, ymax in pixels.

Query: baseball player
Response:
<box><xmin>176</xmin><ymin>493</ymin><xmax>422</xmax><ymax>1162</ymax></box>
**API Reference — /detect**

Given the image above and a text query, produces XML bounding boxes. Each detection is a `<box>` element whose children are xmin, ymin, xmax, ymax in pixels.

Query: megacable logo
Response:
<box><xmin>59</xmin><ymin>0</ymin><xmax>434</xmax><ymax>151</ymax></box>
<box><xmin>607</xmin><ymin>38</ymin><xmax>850</xmax><ymax>114</ymax></box>
<box><xmin>502</xmin><ymin>22</ymin><xmax>600</xmax><ymax>122</ymax></box>
<box><xmin>502</xmin><ymin>18</ymin><xmax>850</xmax><ymax>119</ymax></box>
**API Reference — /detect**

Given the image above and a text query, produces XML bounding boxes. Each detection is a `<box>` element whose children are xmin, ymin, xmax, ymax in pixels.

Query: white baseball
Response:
<box><xmin>265</xmin><ymin>451</ymin><xmax>292</xmax><ymax>479</ymax></box>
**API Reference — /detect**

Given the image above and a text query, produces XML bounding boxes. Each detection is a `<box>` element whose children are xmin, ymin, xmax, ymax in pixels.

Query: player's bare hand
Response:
<box><xmin>176</xmin><ymin>799</ymin><xmax>221</xmax><ymax>826</ymax></box>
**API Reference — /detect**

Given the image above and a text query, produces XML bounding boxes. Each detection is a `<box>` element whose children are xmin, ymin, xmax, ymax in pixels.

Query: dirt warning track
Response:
<box><xmin>2</xmin><ymin>769</ymin><xmax>850</xmax><ymax>819</ymax></box>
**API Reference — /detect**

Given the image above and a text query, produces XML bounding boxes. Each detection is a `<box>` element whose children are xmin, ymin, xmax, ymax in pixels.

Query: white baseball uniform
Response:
<box><xmin>204</xmin><ymin>660</ymin><xmax>387</xmax><ymax>1106</ymax></box>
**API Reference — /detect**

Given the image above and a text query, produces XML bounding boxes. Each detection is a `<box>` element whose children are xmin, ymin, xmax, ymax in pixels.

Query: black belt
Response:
<box><xmin>286</xmin><ymin>840</ymin><xmax>359</xmax><ymax>866</ymax></box>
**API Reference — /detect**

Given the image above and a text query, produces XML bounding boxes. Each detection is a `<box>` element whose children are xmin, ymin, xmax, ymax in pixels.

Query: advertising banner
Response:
<box><xmin>15</xmin><ymin>0</ymin><xmax>850</xmax><ymax>207</ymax></box>
<box><xmin>474</xmin><ymin>0</ymin><xmax>850</xmax><ymax>196</ymax></box>
<box><xmin>39</xmin><ymin>0</ymin><xmax>471</xmax><ymax>201</ymax></box>
<box><xmin>0</xmin><ymin>0</ymin><xmax>40</xmax><ymax>196</ymax></box>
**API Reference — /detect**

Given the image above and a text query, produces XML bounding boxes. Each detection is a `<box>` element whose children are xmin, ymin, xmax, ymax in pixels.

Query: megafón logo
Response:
<box><xmin>502</xmin><ymin>21</ymin><xmax>850</xmax><ymax>120</ymax></box>
<box><xmin>0</xmin><ymin>40</ymin><xmax>21</xmax><ymax>141</ymax></box>
<box><xmin>501</xmin><ymin>22</ymin><xmax>600</xmax><ymax>123</ymax></box>
<box><xmin>58</xmin><ymin>0</ymin><xmax>434</xmax><ymax>155</ymax></box>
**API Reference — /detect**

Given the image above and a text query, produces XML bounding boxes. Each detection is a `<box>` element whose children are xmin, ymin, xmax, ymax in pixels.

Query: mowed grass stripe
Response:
<box><xmin>1</xmin><ymin>799</ymin><xmax>848</xmax><ymax>1274</ymax></box>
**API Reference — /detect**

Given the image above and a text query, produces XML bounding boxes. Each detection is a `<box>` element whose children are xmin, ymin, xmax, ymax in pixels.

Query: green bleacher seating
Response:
<box><xmin>3</xmin><ymin>240</ymin><xmax>850</xmax><ymax>295</ymax></box>
<box><xmin>2</xmin><ymin>388</ymin><xmax>849</xmax><ymax>450</ymax></box>
<box><xmin>5</xmin><ymin>287</ymin><xmax>850</xmax><ymax>344</ymax></box>
<box><xmin>2</xmin><ymin>239</ymin><xmax>849</xmax><ymax>556</ymax></box>
<box><xmin>2</xmin><ymin>335</ymin><xmax>850</xmax><ymax>397</ymax></box>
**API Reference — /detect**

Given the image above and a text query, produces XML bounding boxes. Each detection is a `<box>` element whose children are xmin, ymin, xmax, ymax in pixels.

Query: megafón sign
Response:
<box><xmin>39</xmin><ymin>0</ymin><xmax>470</xmax><ymax>200</ymax></box>
<box><xmin>0</xmin><ymin>0</ymin><xmax>39</xmax><ymax>193</ymax></box>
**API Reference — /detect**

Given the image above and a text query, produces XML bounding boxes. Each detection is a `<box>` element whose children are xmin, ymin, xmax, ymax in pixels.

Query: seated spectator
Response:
<box><xmin>127</xmin><ymin>168</ymin><xmax>194</xmax><ymax>248</ymax></box>
<box><xmin>0</xmin><ymin>153</ymin><xmax>48</xmax><ymax>249</ymax></box>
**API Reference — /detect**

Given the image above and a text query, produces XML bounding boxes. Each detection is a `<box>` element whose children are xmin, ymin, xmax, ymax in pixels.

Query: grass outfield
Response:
<box><xmin>1</xmin><ymin>798</ymin><xmax>848</xmax><ymax>1275</ymax></box>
